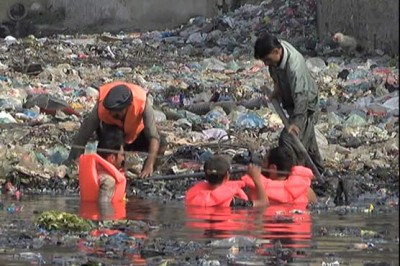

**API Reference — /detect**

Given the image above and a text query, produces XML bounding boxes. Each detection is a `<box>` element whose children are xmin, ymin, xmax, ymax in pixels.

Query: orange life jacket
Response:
<box><xmin>78</xmin><ymin>153</ymin><xmax>126</xmax><ymax>202</ymax></box>
<box><xmin>185</xmin><ymin>180</ymin><xmax>248</xmax><ymax>207</ymax></box>
<box><xmin>241</xmin><ymin>166</ymin><xmax>314</xmax><ymax>204</ymax></box>
<box><xmin>97</xmin><ymin>81</ymin><xmax>147</xmax><ymax>144</ymax></box>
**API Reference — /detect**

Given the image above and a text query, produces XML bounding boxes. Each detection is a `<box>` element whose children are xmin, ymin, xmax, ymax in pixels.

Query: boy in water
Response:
<box><xmin>242</xmin><ymin>147</ymin><xmax>317</xmax><ymax>204</ymax></box>
<box><xmin>78</xmin><ymin>126</ymin><xmax>126</xmax><ymax>203</ymax></box>
<box><xmin>96</xmin><ymin>136</ymin><xmax>126</xmax><ymax>202</ymax></box>
<box><xmin>186</xmin><ymin>155</ymin><xmax>268</xmax><ymax>207</ymax></box>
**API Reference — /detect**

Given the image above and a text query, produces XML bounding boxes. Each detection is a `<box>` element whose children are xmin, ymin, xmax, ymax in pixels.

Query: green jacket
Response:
<box><xmin>268</xmin><ymin>40</ymin><xmax>319</xmax><ymax>128</ymax></box>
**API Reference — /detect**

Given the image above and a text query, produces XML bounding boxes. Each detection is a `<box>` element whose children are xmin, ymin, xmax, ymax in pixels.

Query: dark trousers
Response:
<box><xmin>279</xmin><ymin>113</ymin><xmax>325</xmax><ymax>175</ymax></box>
<box><xmin>97</xmin><ymin>123</ymin><xmax>167</xmax><ymax>153</ymax></box>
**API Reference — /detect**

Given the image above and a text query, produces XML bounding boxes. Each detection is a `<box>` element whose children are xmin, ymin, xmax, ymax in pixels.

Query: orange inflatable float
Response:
<box><xmin>78</xmin><ymin>153</ymin><xmax>126</xmax><ymax>203</ymax></box>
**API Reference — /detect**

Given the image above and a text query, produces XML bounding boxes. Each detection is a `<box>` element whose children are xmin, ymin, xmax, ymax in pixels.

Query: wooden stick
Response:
<box><xmin>70</xmin><ymin>141</ymin><xmax>250</xmax><ymax>158</ymax></box>
<box><xmin>140</xmin><ymin>167</ymin><xmax>292</xmax><ymax>181</ymax></box>
<box><xmin>70</xmin><ymin>144</ymin><xmax>153</xmax><ymax>157</ymax></box>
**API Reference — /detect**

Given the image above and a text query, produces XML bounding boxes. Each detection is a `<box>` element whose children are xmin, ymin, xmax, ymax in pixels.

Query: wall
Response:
<box><xmin>0</xmin><ymin>0</ymin><xmax>47</xmax><ymax>22</ymax></box>
<box><xmin>0</xmin><ymin>0</ymin><xmax>219</xmax><ymax>35</ymax></box>
<box><xmin>1</xmin><ymin>0</ymin><xmax>399</xmax><ymax>56</ymax></box>
<box><xmin>316</xmin><ymin>0</ymin><xmax>399</xmax><ymax>55</ymax></box>
<box><xmin>48</xmin><ymin>0</ymin><xmax>218</xmax><ymax>32</ymax></box>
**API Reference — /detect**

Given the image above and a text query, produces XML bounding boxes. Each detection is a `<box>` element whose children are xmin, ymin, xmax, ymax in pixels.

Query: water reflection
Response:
<box><xmin>80</xmin><ymin>201</ymin><xmax>126</xmax><ymax>220</ymax></box>
<box><xmin>186</xmin><ymin>206</ymin><xmax>255</xmax><ymax>238</ymax></box>
<box><xmin>186</xmin><ymin>203</ymin><xmax>313</xmax><ymax>262</ymax></box>
<box><xmin>263</xmin><ymin>204</ymin><xmax>312</xmax><ymax>249</ymax></box>
<box><xmin>79</xmin><ymin>198</ymin><xmax>159</xmax><ymax>222</ymax></box>
<box><xmin>78</xmin><ymin>200</ymin><xmax>158</xmax><ymax>265</ymax></box>
<box><xmin>0</xmin><ymin>196</ymin><xmax>398</xmax><ymax>265</ymax></box>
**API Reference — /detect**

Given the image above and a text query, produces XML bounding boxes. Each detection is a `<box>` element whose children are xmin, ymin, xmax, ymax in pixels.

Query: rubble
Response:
<box><xmin>0</xmin><ymin>0</ymin><xmax>398</xmax><ymax>203</ymax></box>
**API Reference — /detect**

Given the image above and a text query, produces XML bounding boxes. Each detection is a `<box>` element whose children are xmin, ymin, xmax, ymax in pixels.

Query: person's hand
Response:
<box><xmin>139</xmin><ymin>163</ymin><xmax>154</xmax><ymax>179</ymax></box>
<box><xmin>247</xmin><ymin>164</ymin><xmax>262</xmax><ymax>180</ymax></box>
<box><xmin>288</xmin><ymin>124</ymin><xmax>300</xmax><ymax>136</ymax></box>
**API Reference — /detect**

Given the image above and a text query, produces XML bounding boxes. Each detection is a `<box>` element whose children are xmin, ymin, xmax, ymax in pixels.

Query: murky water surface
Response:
<box><xmin>0</xmin><ymin>196</ymin><xmax>398</xmax><ymax>265</ymax></box>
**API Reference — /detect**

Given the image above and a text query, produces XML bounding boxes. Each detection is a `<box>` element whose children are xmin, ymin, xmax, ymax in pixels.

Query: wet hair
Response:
<box><xmin>266</xmin><ymin>147</ymin><xmax>294</xmax><ymax>173</ymax></box>
<box><xmin>204</xmin><ymin>155</ymin><xmax>231</xmax><ymax>185</ymax></box>
<box><xmin>254</xmin><ymin>32</ymin><xmax>282</xmax><ymax>60</ymax></box>
<box><xmin>97</xmin><ymin>126</ymin><xmax>124</xmax><ymax>159</ymax></box>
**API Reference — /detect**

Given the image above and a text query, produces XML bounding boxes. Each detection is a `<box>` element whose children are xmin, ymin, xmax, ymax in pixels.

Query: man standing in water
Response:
<box><xmin>253</xmin><ymin>32</ymin><xmax>324</xmax><ymax>175</ymax></box>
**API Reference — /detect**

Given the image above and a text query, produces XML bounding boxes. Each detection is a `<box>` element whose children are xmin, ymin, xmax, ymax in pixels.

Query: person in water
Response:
<box><xmin>96</xmin><ymin>129</ymin><xmax>126</xmax><ymax>202</ymax></box>
<box><xmin>78</xmin><ymin>126</ymin><xmax>127</xmax><ymax>202</ymax></box>
<box><xmin>242</xmin><ymin>146</ymin><xmax>318</xmax><ymax>204</ymax></box>
<box><xmin>185</xmin><ymin>155</ymin><xmax>268</xmax><ymax>207</ymax></box>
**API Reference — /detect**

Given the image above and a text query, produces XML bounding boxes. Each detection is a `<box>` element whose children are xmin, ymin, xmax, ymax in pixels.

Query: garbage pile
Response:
<box><xmin>0</xmin><ymin>0</ymin><xmax>398</xmax><ymax>200</ymax></box>
<box><xmin>140</xmin><ymin>0</ymin><xmax>319</xmax><ymax>59</ymax></box>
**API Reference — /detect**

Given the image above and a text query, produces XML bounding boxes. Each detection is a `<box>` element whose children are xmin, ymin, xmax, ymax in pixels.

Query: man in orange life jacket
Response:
<box><xmin>186</xmin><ymin>155</ymin><xmax>269</xmax><ymax>208</ymax></box>
<box><xmin>67</xmin><ymin>81</ymin><xmax>166</xmax><ymax>178</ymax></box>
<box><xmin>242</xmin><ymin>146</ymin><xmax>318</xmax><ymax>204</ymax></box>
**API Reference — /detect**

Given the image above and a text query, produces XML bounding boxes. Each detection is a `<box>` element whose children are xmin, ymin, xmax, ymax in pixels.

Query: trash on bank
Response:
<box><xmin>0</xmin><ymin>0</ymin><xmax>397</xmax><ymax>203</ymax></box>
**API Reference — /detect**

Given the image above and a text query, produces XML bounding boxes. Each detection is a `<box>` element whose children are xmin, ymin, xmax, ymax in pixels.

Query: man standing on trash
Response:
<box><xmin>254</xmin><ymin>32</ymin><xmax>324</xmax><ymax>175</ymax></box>
<box><xmin>67</xmin><ymin>81</ymin><xmax>166</xmax><ymax>178</ymax></box>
